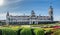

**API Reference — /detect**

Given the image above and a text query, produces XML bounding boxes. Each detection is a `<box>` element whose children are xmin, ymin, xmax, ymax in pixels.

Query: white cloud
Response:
<box><xmin>6</xmin><ymin>0</ymin><xmax>22</xmax><ymax>3</ymax></box>
<box><xmin>9</xmin><ymin>12</ymin><xmax>23</xmax><ymax>16</ymax></box>
<box><xmin>54</xmin><ymin>16</ymin><xmax>60</xmax><ymax>21</ymax></box>
<box><xmin>23</xmin><ymin>0</ymin><xmax>56</xmax><ymax>1</ymax></box>
<box><xmin>4</xmin><ymin>0</ymin><xmax>23</xmax><ymax>5</ymax></box>
<box><xmin>0</xmin><ymin>13</ymin><xmax>6</xmax><ymax>20</ymax></box>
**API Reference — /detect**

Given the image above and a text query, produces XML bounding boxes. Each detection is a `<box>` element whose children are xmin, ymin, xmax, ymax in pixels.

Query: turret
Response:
<box><xmin>31</xmin><ymin>10</ymin><xmax>36</xmax><ymax>17</ymax></box>
<box><xmin>6</xmin><ymin>12</ymin><xmax>9</xmax><ymax>16</ymax></box>
<box><xmin>49</xmin><ymin>6</ymin><xmax>53</xmax><ymax>21</ymax></box>
<box><xmin>6</xmin><ymin>12</ymin><xmax>9</xmax><ymax>25</ymax></box>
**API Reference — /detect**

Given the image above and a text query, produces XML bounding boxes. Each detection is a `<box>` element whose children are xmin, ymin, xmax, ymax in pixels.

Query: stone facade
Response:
<box><xmin>6</xmin><ymin>6</ymin><xmax>53</xmax><ymax>25</ymax></box>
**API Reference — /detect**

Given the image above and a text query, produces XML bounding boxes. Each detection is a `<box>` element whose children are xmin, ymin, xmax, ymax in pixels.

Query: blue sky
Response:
<box><xmin>0</xmin><ymin>0</ymin><xmax>60</xmax><ymax>21</ymax></box>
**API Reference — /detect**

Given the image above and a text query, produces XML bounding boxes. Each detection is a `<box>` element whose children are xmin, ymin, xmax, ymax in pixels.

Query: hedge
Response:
<box><xmin>0</xmin><ymin>27</ymin><xmax>53</xmax><ymax>35</ymax></box>
<box><xmin>2</xmin><ymin>28</ymin><xmax>17</xmax><ymax>35</ymax></box>
<box><xmin>34</xmin><ymin>28</ymin><xmax>44</xmax><ymax>35</ymax></box>
<box><xmin>0</xmin><ymin>29</ymin><xmax>2</xmax><ymax>35</ymax></box>
<box><xmin>45</xmin><ymin>30</ymin><xmax>52</xmax><ymax>35</ymax></box>
<box><xmin>54</xmin><ymin>29</ymin><xmax>60</xmax><ymax>35</ymax></box>
<box><xmin>20</xmin><ymin>28</ymin><xmax>32</xmax><ymax>35</ymax></box>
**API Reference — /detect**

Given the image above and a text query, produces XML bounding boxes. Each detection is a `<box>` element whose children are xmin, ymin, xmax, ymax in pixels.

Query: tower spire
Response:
<box><xmin>31</xmin><ymin>10</ymin><xmax>35</xmax><ymax>17</ymax></box>
<box><xmin>6</xmin><ymin>11</ymin><xmax>9</xmax><ymax>16</ymax></box>
<box><xmin>50</xmin><ymin>0</ymin><xmax>53</xmax><ymax>8</ymax></box>
<box><xmin>49</xmin><ymin>0</ymin><xmax>53</xmax><ymax>21</ymax></box>
<box><xmin>50</xmin><ymin>0</ymin><xmax>52</xmax><ymax>6</ymax></box>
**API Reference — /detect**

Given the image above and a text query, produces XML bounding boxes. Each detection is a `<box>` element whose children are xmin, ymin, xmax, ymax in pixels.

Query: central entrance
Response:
<box><xmin>33</xmin><ymin>21</ymin><xmax>35</xmax><ymax>24</ymax></box>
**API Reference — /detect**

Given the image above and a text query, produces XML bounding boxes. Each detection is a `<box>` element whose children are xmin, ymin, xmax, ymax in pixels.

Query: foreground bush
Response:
<box><xmin>2</xmin><ymin>28</ymin><xmax>17</xmax><ymax>35</ymax></box>
<box><xmin>0</xmin><ymin>29</ymin><xmax>2</xmax><ymax>35</ymax></box>
<box><xmin>0</xmin><ymin>27</ymin><xmax>55</xmax><ymax>35</ymax></box>
<box><xmin>20</xmin><ymin>28</ymin><xmax>32</xmax><ymax>35</ymax></box>
<box><xmin>34</xmin><ymin>28</ymin><xmax>44</xmax><ymax>35</ymax></box>
<box><xmin>54</xmin><ymin>29</ymin><xmax>60</xmax><ymax>35</ymax></box>
<box><xmin>45</xmin><ymin>30</ymin><xmax>52</xmax><ymax>35</ymax></box>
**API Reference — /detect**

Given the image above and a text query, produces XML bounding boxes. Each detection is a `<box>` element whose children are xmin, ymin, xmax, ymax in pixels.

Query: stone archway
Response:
<box><xmin>33</xmin><ymin>21</ymin><xmax>35</xmax><ymax>24</ymax></box>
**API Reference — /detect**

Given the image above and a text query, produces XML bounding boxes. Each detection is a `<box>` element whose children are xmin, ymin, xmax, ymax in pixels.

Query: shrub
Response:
<box><xmin>20</xmin><ymin>28</ymin><xmax>32</xmax><ymax>35</ymax></box>
<box><xmin>45</xmin><ymin>30</ymin><xmax>52</xmax><ymax>33</ymax></box>
<box><xmin>31</xmin><ymin>29</ymin><xmax>35</xmax><ymax>35</ymax></box>
<box><xmin>54</xmin><ymin>29</ymin><xmax>60</xmax><ymax>35</ymax></box>
<box><xmin>17</xmin><ymin>28</ymin><xmax>22</xmax><ymax>35</ymax></box>
<box><xmin>34</xmin><ymin>28</ymin><xmax>44</xmax><ymax>35</ymax></box>
<box><xmin>0</xmin><ymin>29</ymin><xmax>2</xmax><ymax>35</ymax></box>
<box><xmin>2</xmin><ymin>28</ymin><xmax>17</xmax><ymax>35</ymax></box>
<box><xmin>45</xmin><ymin>30</ymin><xmax>52</xmax><ymax>35</ymax></box>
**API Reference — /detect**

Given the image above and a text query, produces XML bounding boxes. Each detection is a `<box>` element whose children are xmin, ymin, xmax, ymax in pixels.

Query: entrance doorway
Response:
<box><xmin>33</xmin><ymin>22</ymin><xmax>35</xmax><ymax>24</ymax></box>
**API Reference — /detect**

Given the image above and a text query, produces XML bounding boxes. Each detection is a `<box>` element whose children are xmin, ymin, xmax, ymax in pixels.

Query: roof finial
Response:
<box><xmin>50</xmin><ymin>0</ymin><xmax>52</xmax><ymax>6</ymax></box>
<box><xmin>50</xmin><ymin>0</ymin><xmax>53</xmax><ymax>8</ymax></box>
